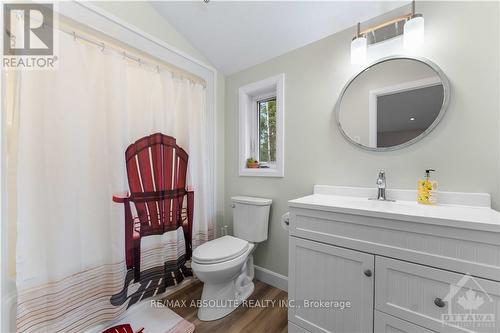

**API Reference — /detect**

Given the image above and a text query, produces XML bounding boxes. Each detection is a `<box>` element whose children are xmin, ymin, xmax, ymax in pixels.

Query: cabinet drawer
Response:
<box><xmin>374</xmin><ymin>311</ymin><xmax>435</xmax><ymax>333</ymax></box>
<box><xmin>289</xmin><ymin>321</ymin><xmax>311</xmax><ymax>333</ymax></box>
<box><xmin>375</xmin><ymin>257</ymin><xmax>500</xmax><ymax>333</ymax></box>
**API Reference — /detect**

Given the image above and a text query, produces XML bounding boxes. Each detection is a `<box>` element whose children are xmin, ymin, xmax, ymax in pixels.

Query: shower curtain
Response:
<box><xmin>13</xmin><ymin>30</ymin><xmax>214</xmax><ymax>333</ymax></box>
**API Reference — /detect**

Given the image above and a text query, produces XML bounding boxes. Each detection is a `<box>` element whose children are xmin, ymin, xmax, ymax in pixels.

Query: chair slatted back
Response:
<box><xmin>125</xmin><ymin>133</ymin><xmax>189</xmax><ymax>236</ymax></box>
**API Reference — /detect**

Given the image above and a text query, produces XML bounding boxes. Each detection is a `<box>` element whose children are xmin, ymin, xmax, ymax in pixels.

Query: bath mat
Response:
<box><xmin>100</xmin><ymin>300</ymin><xmax>194</xmax><ymax>333</ymax></box>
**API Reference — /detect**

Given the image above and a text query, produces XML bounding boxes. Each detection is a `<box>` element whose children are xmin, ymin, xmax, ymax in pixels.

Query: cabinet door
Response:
<box><xmin>374</xmin><ymin>311</ymin><xmax>436</xmax><ymax>333</ymax></box>
<box><xmin>289</xmin><ymin>237</ymin><xmax>375</xmax><ymax>333</ymax></box>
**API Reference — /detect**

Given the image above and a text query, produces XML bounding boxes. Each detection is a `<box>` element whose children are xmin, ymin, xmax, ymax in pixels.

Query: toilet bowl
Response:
<box><xmin>191</xmin><ymin>196</ymin><xmax>272</xmax><ymax>321</ymax></box>
<box><xmin>192</xmin><ymin>236</ymin><xmax>255</xmax><ymax>321</ymax></box>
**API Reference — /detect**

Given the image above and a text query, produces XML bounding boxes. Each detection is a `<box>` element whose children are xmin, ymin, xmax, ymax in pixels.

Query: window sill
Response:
<box><xmin>239</xmin><ymin>167</ymin><xmax>284</xmax><ymax>177</ymax></box>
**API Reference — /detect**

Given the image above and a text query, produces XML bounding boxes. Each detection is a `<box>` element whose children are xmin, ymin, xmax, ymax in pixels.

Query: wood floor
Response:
<box><xmin>163</xmin><ymin>280</ymin><xmax>288</xmax><ymax>333</ymax></box>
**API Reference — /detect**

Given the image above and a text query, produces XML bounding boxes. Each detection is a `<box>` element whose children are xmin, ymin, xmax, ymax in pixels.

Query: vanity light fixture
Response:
<box><xmin>350</xmin><ymin>0</ymin><xmax>424</xmax><ymax>64</ymax></box>
<box><xmin>409</xmin><ymin>117</ymin><xmax>416</xmax><ymax>121</ymax></box>
<box><xmin>350</xmin><ymin>23</ymin><xmax>367</xmax><ymax>65</ymax></box>
<box><xmin>404</xmin><ymin>0</ymin><xmax>425</xmax><ymax>49</ymax></box>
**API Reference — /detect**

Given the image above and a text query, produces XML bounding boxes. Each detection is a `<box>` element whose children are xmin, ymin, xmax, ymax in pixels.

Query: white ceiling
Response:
<box><xmin>152</xmin><ymin>1</ymin><xmax>409</xmax><ymax>75</ymax></box>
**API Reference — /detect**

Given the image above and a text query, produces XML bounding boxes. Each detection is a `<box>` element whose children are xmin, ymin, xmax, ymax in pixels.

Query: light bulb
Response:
<box><xmin>404</xmin><ymin>15</ymin><xmax>424</xmax><ymax>50</ymax></box>
<box><xmin>351</xmin><ymin>36</ymin><xmax>367</xmax><ymax>65</ymax></box>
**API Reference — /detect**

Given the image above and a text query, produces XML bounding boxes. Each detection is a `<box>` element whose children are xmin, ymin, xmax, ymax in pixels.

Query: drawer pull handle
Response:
<box><xmin>434</xmin><ymin>298</ymin><xmax>446</xmax><ymax>308</ymax></box>
<box><xmin>363</xmin><ymin>269</ymin><xmax>372</xmax><ymax>277</ymax></box>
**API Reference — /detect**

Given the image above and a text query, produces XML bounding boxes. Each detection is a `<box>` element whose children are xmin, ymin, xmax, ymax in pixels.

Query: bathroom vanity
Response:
<box><xmin>287</xmin><ymin>186</ymin><xmax>500</xmax><ymax>333</ymax></box>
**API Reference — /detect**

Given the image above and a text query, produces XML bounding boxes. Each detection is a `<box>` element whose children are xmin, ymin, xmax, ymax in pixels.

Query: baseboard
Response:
<box><xmin>254</xmin><ymin>265</ymin><xmax>288</xmax><ymax>292</ymax></box>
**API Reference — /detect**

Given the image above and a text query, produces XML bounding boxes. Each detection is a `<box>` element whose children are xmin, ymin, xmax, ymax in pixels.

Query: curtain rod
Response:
<box><xmin>66</xmin><ymin>29</ymin><xmax>144</xmax><ymax>68</ymax></box>
<box><xmin>11</xmin><ymin>11</ymin><xmax>206</xmax><ymax>86</ymax></box>
<box><xmin>59</xmin><ymin>24</ymin><xmax>207</xmax><ymax>87</ymax></box>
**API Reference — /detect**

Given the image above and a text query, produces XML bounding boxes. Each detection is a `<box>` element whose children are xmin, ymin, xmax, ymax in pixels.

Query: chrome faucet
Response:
<box><xmin>376</xmin><ymin>169</ymin><xmax>387</xmax><ymax>200</ymax></box>
<box><xmin>369</xmin><ymin>169</ymin><xmax>394</xmax><ymax>201</ymax></box>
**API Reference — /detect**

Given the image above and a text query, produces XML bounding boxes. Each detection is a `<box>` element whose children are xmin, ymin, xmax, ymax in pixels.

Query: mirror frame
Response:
<box><xmin>335</xmin><ymin>56</ymin><xmax>451</xmax><ymax>152</ymax></box>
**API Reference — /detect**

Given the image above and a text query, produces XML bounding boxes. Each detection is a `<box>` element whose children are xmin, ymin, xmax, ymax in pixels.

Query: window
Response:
<box><xmin>256</xmin><ymin>97</ymin><xmax>277</xmax><ymax>165</ymax></box>
<box><xmin>239</xmin><ymin>74</ymin><xmax>284</xmax><ymax>177</ymax></box>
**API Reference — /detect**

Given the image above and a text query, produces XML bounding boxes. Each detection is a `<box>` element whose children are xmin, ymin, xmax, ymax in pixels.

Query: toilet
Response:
<box><xmin>191</xmin><ymin>196</ymin><xmax>272</xmax><ymax>321</ymax></box>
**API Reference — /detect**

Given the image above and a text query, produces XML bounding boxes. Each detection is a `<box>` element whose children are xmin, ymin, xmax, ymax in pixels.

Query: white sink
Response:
<box><xmin>288</xmin><ymin>185</ymin><xmax>500</xmax><ymax>232</ymax></box>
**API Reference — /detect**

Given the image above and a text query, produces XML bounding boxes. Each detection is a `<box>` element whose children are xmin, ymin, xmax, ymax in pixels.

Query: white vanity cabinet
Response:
<box><xmin>288</xmin><ymin>186</ymin><xmax>500</xmax><ymax>333</ymax></box>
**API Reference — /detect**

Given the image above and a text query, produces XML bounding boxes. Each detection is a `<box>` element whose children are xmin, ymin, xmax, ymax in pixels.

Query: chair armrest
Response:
<box><xmin>112</xmin><ymin>191</ymin><xmax>130</xmax><ymax>203</ymax></box>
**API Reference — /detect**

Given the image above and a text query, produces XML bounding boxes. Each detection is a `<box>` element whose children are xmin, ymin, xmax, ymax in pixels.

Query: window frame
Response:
<box><xmin>238</xmin><ymin>74</ymin><xmax>285</xmax><ymax>177</ymax></box>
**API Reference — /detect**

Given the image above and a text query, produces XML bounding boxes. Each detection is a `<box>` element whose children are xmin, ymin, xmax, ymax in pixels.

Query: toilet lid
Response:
<box><xmin>192</xmin><ymin>236</ymin><xmax>249</xmax><ymax>264</ymax></box>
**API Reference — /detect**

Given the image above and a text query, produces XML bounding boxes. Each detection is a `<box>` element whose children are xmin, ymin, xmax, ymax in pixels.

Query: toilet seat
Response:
<box><xmin>192</xmin><ymin>235</ymin><xmax>249</xmax><ymax>264</ymax></box>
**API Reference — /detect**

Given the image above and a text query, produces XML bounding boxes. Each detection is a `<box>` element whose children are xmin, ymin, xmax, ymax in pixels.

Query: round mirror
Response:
<box><xmin>336</xmin><ymin>56</ymin><xmax>450</xmax><ymax>151</ymax></box>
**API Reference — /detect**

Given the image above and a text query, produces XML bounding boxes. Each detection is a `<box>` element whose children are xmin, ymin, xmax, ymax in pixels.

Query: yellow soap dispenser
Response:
<box><xmin>417</xmin><ymin>169</ymin><xmax>438</xmax><ymax>205</ymax></box>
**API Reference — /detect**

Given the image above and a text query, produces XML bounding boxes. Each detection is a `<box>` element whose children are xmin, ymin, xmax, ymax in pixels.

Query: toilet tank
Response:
<box><xmin>231</xmin><ymin>196</ymin><xmax>272</xmax><ymax>242</ymax></box>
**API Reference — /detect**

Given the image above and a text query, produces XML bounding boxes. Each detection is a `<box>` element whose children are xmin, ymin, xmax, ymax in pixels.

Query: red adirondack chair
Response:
<box><xmin>103</xmin><ymin>324</ymin><xmax>144</xmax><ymax>333</ymax></box>
<box><xmin>113</xmin><ymin>133</ymin><xmax>194</xmax><ymax>282</ymax></box>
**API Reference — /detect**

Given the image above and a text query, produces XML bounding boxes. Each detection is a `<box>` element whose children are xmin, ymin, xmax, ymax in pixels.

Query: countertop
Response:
<box><xmin>289</xmin><ymin>186</ymin><xmax>500</xmax><ymax>232</ymax></box>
